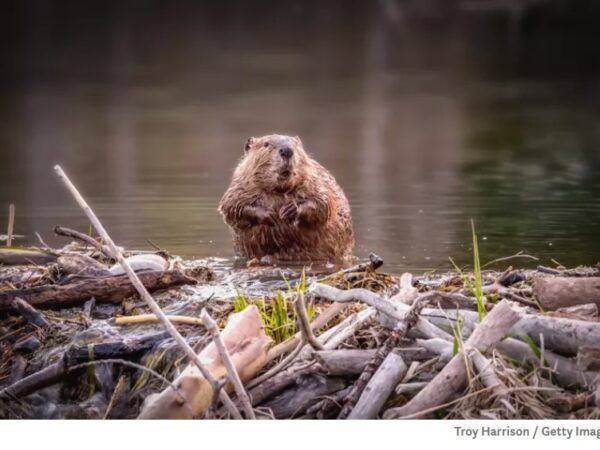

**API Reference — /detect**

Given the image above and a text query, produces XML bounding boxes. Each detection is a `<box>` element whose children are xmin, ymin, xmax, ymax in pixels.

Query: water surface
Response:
<box><xmin>1</xmin><ymin>1</ymin><xmax>599</xmax><ymax>273</ymax></box>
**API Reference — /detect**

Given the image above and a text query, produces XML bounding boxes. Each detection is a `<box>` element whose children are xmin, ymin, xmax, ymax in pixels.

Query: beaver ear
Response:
<box><xmin>244</xmin><ymin>137</ymin><xmax>256</xmax><ymax>153</ymax></box>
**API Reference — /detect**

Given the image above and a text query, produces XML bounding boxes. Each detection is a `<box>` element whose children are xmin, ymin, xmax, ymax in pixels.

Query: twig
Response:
<box><xmin>294</xmin><ymin>293</ymin><xmax>323</xmax><ymax>350</ymax></box>
<box><xmin>481</xmin><ymin>251</ymin><xmax>539</xmax><ymax>269</ymax></box>
<box><xmin>53</xmin><ymin>164</ymin><xmax>240</xmax><ymax>419</ymax></box>
<box><xmin>103</xmin><ymin>375</ymin><xmax>126</xmax><ymax>420</ymax></box>
<box><xmin>318</xmin><ymin>253</ymin><xmax>383</xmax><ymax>282</ymax></box>
<box><xmin>54</xmin><ymin>225</ymin><xmax>114</xmax><ymax>259</ymax></box>
<box><xmin>200</xmin><ymin>308</ymin><xmax>255</xmax><ymax>420</ymax></box>
<box><xmin>115</xmin><ymin>314</ymin><xmax>204</xmax><ymax>327</ymax></box>
<box><xmin>267</xmin><ymin>301</ymin><xmax>346</xmax><ymax>362</ymax></box>
<box><xmin>34</xmin><ymin>232</ymin><xmax>53</xmax><ymax>251</ymax></box>
<box><xmin>7</xmin><ymin>204</ymin><xmax>14</xmax><ymax>247</ymax></box>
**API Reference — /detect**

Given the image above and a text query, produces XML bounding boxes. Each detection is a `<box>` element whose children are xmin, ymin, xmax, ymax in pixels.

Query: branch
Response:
<box><xmin>54</xmin><ymin>164</ymin><xmax>240</xmax><ymax>419</ymax></box>
<box><xmin>200</xmin><ymin>308</ymin><xmax>255</xmax><ymax>419</ymax></box>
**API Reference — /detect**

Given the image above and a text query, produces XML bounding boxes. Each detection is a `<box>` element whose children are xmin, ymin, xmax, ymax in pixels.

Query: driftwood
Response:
<box><xmin>0</xmin><ymin>270</ymin><xmax>196</xmax><ymax>310</ymax></box>
<box><xmin>248</xmin><ymin>362</ymin><xmax>319</xmax><ymax>406</ymax></box>
<box><xmin>534</xmin><ymin>276</ymin><xmax>600</xmax><ymax>310</ymax></box>
<box><xmin>384</xmin><ymin>300</ymin><xmax>520</xmax><ymax>419</ymax></box>
<box><xmin>310</xmin><ymin>284</ymin><xmax>451</xmax><ymax>341</ymax></box>
<box><xmin>0</xmin><ymin>248</ymin><xmax>57</xmax><ymax>266</ymax></box>
<box><xmin>347</xmin><ymin>350</ymin><xmax>407</xmax><ymax>419</ymax></box>
<box><xmin>495</xmin><ymin>339</ymin><xmax>598</xmax><ymax>388</ymax></box>
<box><xmin>423</xmin><ymin>308</ymin><xmax>600</xmax><ymax>356</ymax></box>
<box><xmin>138</xmin><ymin>306</ymin><xmax>272</xmax><ymax>419</ymax></box>
<box><xmin>338</xmin><ymin>292</ymin><xmax>434</xmax><ymax>418</ymax></box>
<box><xmin>315</xmin><ymin>350</ymin><xmax>376</xmax><ymax>375</ymax></box>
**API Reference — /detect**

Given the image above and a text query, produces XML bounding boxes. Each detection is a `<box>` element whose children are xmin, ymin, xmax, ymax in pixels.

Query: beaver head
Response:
<box><xmin>235</xmin><ymin>134</ymin><xmax>308</xmax><ymax>192</ymax></box>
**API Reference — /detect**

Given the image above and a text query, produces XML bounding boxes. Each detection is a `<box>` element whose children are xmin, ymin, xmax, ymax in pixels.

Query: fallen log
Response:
<box><xmin>534</xmin><ymin>276</ymin><xmax>600</xmax><ymax>310</ymax></box>
<box><xmin>0</xmin><ymin>248</ymin><xmax>57</xmax><ymax>266</ymax></box>
<box><xmin>0</xmin><ymin>270</ymin><xmax>197</xmax><ymax>310</ymax></box>
<box><xmin>383</xmin><ymin>300</ymin><xmax>520</xmax><ymax>419</ymax></box>
<box><xmin>138</xmin><ymin>305</ymin><xmax>272</xmax><ymax>419</ymax></box>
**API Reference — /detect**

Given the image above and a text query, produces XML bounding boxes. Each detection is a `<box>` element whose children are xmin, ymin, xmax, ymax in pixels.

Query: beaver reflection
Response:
<box><xmin>219</xmin><ymin>134</ymin><xmax>354</xmax><ymax>262</ymax></box>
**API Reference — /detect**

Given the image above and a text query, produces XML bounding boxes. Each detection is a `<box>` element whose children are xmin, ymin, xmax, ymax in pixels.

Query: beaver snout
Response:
<box><xmin>279</xmin><ymin>147</ymin><xmax>293</xmax><ymax>159</ymax></box>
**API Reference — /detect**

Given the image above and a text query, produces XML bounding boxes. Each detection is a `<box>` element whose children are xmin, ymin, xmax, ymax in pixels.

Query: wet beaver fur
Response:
<box><xmin>218</xmin><ymin>134</ymin><xmax>354</xmax><ymax>262</ymax></box>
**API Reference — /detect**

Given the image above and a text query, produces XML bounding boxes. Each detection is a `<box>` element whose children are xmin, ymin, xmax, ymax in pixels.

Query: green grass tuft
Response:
<box><xmin>232</xmin><ymin>269</ymin><xmax>315</xmax><ymax>344</ymax></box>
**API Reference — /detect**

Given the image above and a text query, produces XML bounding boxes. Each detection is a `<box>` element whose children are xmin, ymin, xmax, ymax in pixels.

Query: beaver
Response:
<box><xmin>218</xmin><ymin>134</ymin><xmax>354</xmax><ymax>262</ymax></box>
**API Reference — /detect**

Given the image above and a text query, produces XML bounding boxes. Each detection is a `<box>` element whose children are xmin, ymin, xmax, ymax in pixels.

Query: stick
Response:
<box><xmin>53</xmin><ymin>164</ymin><xmax>240</xmax><ymax>419</ymax></box>
<box><xmin>266</xmin><ymin>301</ymin><xmax>346</xmax><ymax>362</ymax></box>
<box><xmin>338</xmin><ymin>292</ymin><xmax>434</xmax><ymax>418</ymax></box>
<box><xmin>115</xmin><ymin>314</ymin><xmax>204</xmax><ymax>326</ymax></box>
<box><xmin>7</xmin><ymin>204</ymin><xmax>15</xmax><ymax>247</ymax></box>
<box><xmin>54</xmin><ymin>225</ymin><xmax>114</xmax><ymax>258</ymax></box>
<box><xmin>294</xmin><ymin>293</ymin><xmax>323</xmax><ymax>350</ymax></box>
<box><xmin>200</xmin><ymin>308</ymin><xmax>256</xmax><ymax>420</ymax></box>
<box><xmin>347</xmin><ymin>350</ymin><xmax>407</xmax><ymax>419</ymax></box>
<box><xmin>383</xmin><ymin>300</ymin><xmax>521</xmax><ymax>419</ymax></box>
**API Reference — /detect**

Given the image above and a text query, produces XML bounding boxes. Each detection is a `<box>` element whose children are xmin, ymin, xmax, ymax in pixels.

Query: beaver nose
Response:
<box><xmin>279</xmin><ymin>147</ymin><xmax>293</xmax><ymax>159</ymax></box>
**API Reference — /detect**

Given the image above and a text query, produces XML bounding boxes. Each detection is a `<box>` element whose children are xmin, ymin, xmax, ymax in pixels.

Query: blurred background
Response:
<box><xmin>0</xmin><ymin>0</ymin><xmax>599</xmax><ymax>271</ymax></box>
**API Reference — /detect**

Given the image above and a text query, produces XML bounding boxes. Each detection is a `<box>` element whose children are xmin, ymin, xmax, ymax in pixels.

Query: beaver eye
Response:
<box><xmin>263</xmin><ymin>142</ymin><xmax>269</xmax><ymax>148</ymax></box>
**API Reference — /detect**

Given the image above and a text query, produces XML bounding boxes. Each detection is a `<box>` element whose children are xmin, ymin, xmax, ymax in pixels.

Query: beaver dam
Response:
<box><xmin>2</xmin><ymin>232</ymin><xmax>600</xmax><ymax>419</ymax></box>
<box><xmin>1</xmin><ymin>167</ymin><xmax>600</xmax><ymax>420</ymax></box>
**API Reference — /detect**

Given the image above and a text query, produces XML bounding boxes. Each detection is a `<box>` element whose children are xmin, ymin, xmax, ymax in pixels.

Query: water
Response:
<box><xmin>1</xmin><ymin>1</ymin><xmax>600</xmax><ymax>273</ymax></box>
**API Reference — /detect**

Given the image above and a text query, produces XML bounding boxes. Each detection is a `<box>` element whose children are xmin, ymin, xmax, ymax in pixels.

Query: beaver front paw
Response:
<box><xmin>278</xmin><ymin>202</ymin><xmax>298</xmax><ymax>221</ymax></box>
<box><xmin>239</xmin><ymin>205</ymin><xmax>276</xmax><ymax>227</ymax></box>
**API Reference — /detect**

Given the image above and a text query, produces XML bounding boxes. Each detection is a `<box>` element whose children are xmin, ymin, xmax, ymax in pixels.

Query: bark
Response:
<box><xmin>0</xmin><ymin>270</ymin><xmax>197</xmax><ymax>310</ymax></box>
<box><xmin>534</xmin><ymin>276</ymin><xmax>600</xmax><ymax>310</ymax></box>
<box><xmin>0</xmin><ymin>249</ymin><xmax>57</xmax><ymax>266</ymax></box>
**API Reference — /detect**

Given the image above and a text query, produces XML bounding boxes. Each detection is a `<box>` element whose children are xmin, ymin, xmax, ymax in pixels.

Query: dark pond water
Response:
<box><xmin>1</xmin><ymin>1</ymin><xmax>600</xmax><ymax>273</ymax></box>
